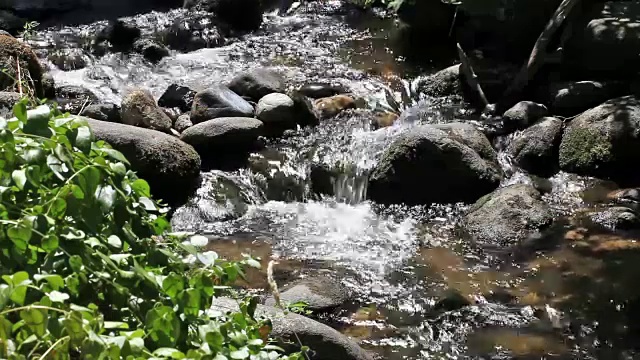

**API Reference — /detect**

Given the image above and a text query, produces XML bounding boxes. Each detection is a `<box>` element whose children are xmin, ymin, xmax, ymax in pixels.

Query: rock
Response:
<box><xmin>463</xmin><ymin>184</ymin><xmax>553</xmax><ymax>249</ymax></box>
<box><xmin>82</xmin><ymin>103</ymin><xmax>121</xmax><ymax>123</ymax></box>
<box><xmin>87</xmin><ymin>119</ymin><xmax>200</xmax><ymax>206</ymax></box>
<box><xmin>0</xmin><ymin>10</ymin><xmax>25</xmax><ymax>35</ymax></box>
<box><xmin>607</xmin><ymin>188</ymin><xmax>640</xmax><ymax>205</ymax></box>
<box><xmin>171</xmin><ymin>171</ymin><xmax>250</xmax><ymax>224</ymax></box>
<box><xmin>501</xmin><ymin>101</ymin><xmax>548</xmax><ymax>133</ymax></box>
<box><xmin>507</xmin><ymin>117</ymin><xmax>563</xmax><ymax>177</ymax></box>
<box><xmin>95</xmin><ymin>20</ymin><xmax>141</xmax><ymax>52</ymax></box>
<box><xmin>432</xmin><ymin>289</ymin><xmax>472</xmax><ymax>313</ymax></box>
<box><xmin>56</xmin><ymin>85</ymin><xmax>99</xmax><ymax>114</ymax></box>
<box><xmin>133</xmin><ymin>38</ymin><xmax>169</xmax><ymax>63</ymax></box>
<box><xmin>396</xmin><ymin>0</ymin><xmax>456</xmax><ymax>40</ymax></box>
<box><xmin>564</xmin><ymin>1</ymin><xmax>640</xmax><ymax>77</ymax></box>
<box><xmin>120</xmin><ymin>89</ymin><xmax>172</xmax><ymax>132</ymax></box>
<box><xmin>158</xmin><ymin>84</ymin><xmax>197</xmax><ymax>112</ymax></box>
<box><xmin>190</xmin><ymin>85</ymin><xmax>254</xmax><ymax>124</ymax></box>
<box><xmin>184</xmin><ymin>0</ymin><xmax>264</xmax><ymax>32</ymax></box>
<box><xmin>42</xmin><ymin>72</ymin><xmax>56</xmax><ymax>99</ymax></box>
<box><xmin>368</xmin><ymin>122</ymin><xmax>503</xmax><ymax>206</ymax></box>
<box><xmin>211</xmin><ymin>297</ymin><xmax>374</xmax><ymax>360</ymax></box>
<box><xmin>180</xmin><ymin>117</ymin><xmax>263</xmax><ymax>167</ymax></box>
<box><xmin>228</xmin><ymin>68</ymin><xmax>285</xmax><ymax>102</ymax></box>
<box><xmin>174</xmin><ymin>114</ymin><xmax>193</xmax><ymax>133</ymax></box>
<box><xmin>256</xmin><ymin>93</ymin><xmax>296</xmax><ymax>134</ymax></box>
<box><xmin>544</xmin><ymin>81</ymin><xmax>629</xmax><ymax>117</ymax></box>
<box><xmin>588</xmin><ymin>206</ymin><xmax>640</xmax><ymax>231</ymax></box>
<box><xmin>0</xmin><ymin>34</ymin><xmax>44</xmax><ymax>97</ymax></box>
<box><xmin>297</xmin><ymin>83</ymin><xmax>347</xmax><ymax>99</ymax></box>
<box><xmin>264</xmin><ymin>276</ymin><xmax>350</xmax><ymax>312</ymax></box>
<box><xmin>47</xmin><ymin>48</ymin><xmax>88</xmax><ymax>71</ymax></box>
<box><xmin>290</xmin><ymin>91</ymin><xmax>319</xmax><ymax>127</ymax></box>
<box><xmin>373</xmin><ymin>112</ymin><xmax>399</xmax><ymax>129</ymax></box>
<box><xmin>414</xmin><ymin>64</ymin><xmax>461</xmax><ymax>97</ymax></box>
<box><xmin>163</xmin><ymin>13</ymin><xmax>225</xmax><ymax>52</ymax></box>
<box><xmin>559</xmin><ymin>96</ymin><xmax>640</xmax><ymax>182</ymax></box>
<box><xmin>314</xmin><ymin>95</ymin><xmax>357</xmax><ymax>119</ymax></box>
<box><xmin>162</xmin><ymin>107</ymin><xmax>181</xmax><ymax>124</ymax></box>
<box><xmin>0</xmin><ymin>91</ymin><xmax>21</xmax><ymax>118</ymax></box>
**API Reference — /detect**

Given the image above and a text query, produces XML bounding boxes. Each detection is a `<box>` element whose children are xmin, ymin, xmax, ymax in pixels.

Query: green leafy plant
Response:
<box><xmin>283</xmin><ymin>302</ymin><xmax>312</xmax><ymax>316</ymax></box>
<box><xmin>0</xmin><ymin>99</ymin><xmax>307</xmax><ymax>359</ymax></box>
<box><xmin>19</xmin><ymin>21</ymin><xmax>39</xmax><ymax>42</ymax></box>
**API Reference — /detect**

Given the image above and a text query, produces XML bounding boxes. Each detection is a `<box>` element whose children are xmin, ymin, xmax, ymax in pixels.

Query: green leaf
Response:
<box><xmin>11</xmin><ymin>169</ymin><xmax>27</xmax><ymax>190</ymax></box>
<box><xmin>131</xmin><ymin>179</ymin><xmax>151</xmax><ymax>197</ymax></box>
<box><xmin>41</xmin><ymin>234</ymin><xmax>59</xmax><ymax>252</ymax></box>
<box><xmin>48</xmin><ymin>290</ymin><xmax>69</xmax><ymax>303</ymax></box>
<box><xmin>230</xmin><ymin>347</ymin><xmax>250</xmax><ymax>360</ymax></box>
<box><xmin>245</xmin><ymin>258</ymin><xmax>261</xmax><ymax>269</ymax></box>
<box><xmin>189</xmin><ymin>235</ymin><xmax>209</xmax><ymax>247</ymax></box>
<box><xmin>145</xmin><ymin>306</ymin><xmax>181</xmax><ymax>348</ymax></box>
<box><xmin>12</xmin><ymin>101</ymin><xmax>27</xmax><ymax>122</ymax></box>
<box><xmin>139</xmin><ymin>197</ymin><xmax>156</xmax><ymax>211</ymax></box>
<box><xmin>50</xmin><ymin>198</ymin><xmax>67</xmax><ymax>218</ymax></box>
<box><xmin>153</xmin><ymin>348</ymin><xmax>186</xmax><ymax>359</ymax></box>
<box><xmin>110</xmin><ymin>162</ymin><xmax>127</xmax><ymax>175</ymax></box>
<box><xmin>33</xmin><ymin>274</ymin><xmax>64</xmax><ymax>291</ymax></box>
<box><xmin>77</xmin><ymin>166</ymin><xmax>100</xmax><ymax>200</ymax></box>
<box><xmin>162</xmin><ymin>274</ymin><xmax>184</xmax><ymax>299</ymax></box>
<box><xmin>47</xmin><ymin>154</ymin><xmax>67</xmax><ymax>180</ymax></box>
<box><xmin>69</xmin><ymin>255</ymin><xmax>83</xmax><ymax>272</ymax></box>
<box><xmin>107</xmin><ymin>235</ymin><xmax>122</xmax><ymax>249</ymax></box>
<box><xmin>101</xmin><ymin>148</ymin><xmax>130</xmax><ymax>165</ymax></box>
<box><xmin>104</xmin><ymin>321</ymin><xmax>129</xmax><ymax>329</ymax></box>
<box><xmin>178</xmin><ymin>289</ymin><xmax>201</xmax><ymax>318</ymax></box>
<box><xmin>20</xmin><ymin>307</ymin><xmax>47</xmax><ymax>337</ymax></box>
<box><xmin>7</xmin><ymin>222</ymin><xmax>32</xmax><ymax>251</ymax></box>
<box><xmin>75</xmin><ymin>125</ymin><xmax>93</xmax><ymax>152</ymax></box>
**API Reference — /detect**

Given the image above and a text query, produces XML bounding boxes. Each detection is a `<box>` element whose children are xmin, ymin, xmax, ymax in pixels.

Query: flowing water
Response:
<box><xmin>33</xmin><ymin>3</ymin><xmax>640</xmax><ymax>359</ymax></box>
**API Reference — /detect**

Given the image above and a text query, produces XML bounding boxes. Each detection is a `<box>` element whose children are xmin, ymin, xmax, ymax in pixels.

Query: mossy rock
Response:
<box><xmin>0</xmin><ymin>35</ymin><xmax>43</xmax><ymax>98</ymax></box>
<box><xmin>559</xmin><ymin>96</ymin><xmax>640</xmax><ymax>182</ymax></box>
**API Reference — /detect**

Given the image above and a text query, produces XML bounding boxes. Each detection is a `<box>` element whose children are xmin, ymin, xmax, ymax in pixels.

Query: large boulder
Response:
<box><xmin>0</xmin><ymin>34</ymin><xmax>43</xmax><ymax>97</ymax></box>
<box><xmin>264</xmin><ymin>276</ymin><xmax>350</xmax><ymax>312</ymax></box>
<box><xmin>162</xmin><ymin>12</ymin><xmax>226</xmax><ymax>52</ymax></box>
<box><xmin>87</xmin><ymin>119</ymin><xmax>201</xmax><ymax>206</ymax></box>
<box><xmin>507</xmin><ymin>117</ymin><xmax>564</xmax><ymax>177</ymax></box>
<box><xmin>228</xmin><ymin>68</ymin><xmax>285</xmax><ymax>102</ymax></box>
<box><xmin>180</xmin><ymin>117</ymin><xmax>263</xmax><ymax>167</ymax></box>
<box><xmin>368</xmin><ymin>122</ymin><xmax>503</xmax><ymax>206</ymax></box>
<box><xmin>120</xmin><ymin>89</ymin><xmax>172</xmax><ymax>132</ymax></box>
<box><xmin>94</xmin><ymin>20</ymin><xmax>141</xmax><ymax>53</ymax></box>
<box><xmin>174</xmin><ymin>114</ymin><xmax>193</xmax><ymax>133</ymax></box>
<box><xmin>133</xmin><ymin>38</ymin><xmax>169</xmax><ymax>63</ymax></box>
<box><xmin>563</xmin><ymin>1</ymin><xmax>640</xmax><ymax>77</ymax></box>
<box><xmin>559</xmin><ymin>95</ymin><xmax>640</xmax><ymax>182</ymax></box>
<box><xmin>542</xmin><ymin>81</ymin><xmax>630</xmax><ymax>117</ymax></box>
<box><xmin>256</xmin><ymin>92</ymin><xmax>296</xmax><ymax>134</ymax></box>
<box><xmin>501</xmin><ymin>101</ymin><xmax>548</xmax><ymax>133</ymax></box>
<box><xmin>211</xmin><ymin>297</ymin><xmax>374</xmax><ymax>360</ymax></box>
<box><xmin>0</xmin><ymin>91</ymin><xmax>21</xmax><ymax>118</ymax></box>
<box><xmin>82</xmin><ymin>103</ymin><xmax>121</xmax><ymax>123</ymax></box>
<box><xmin>56</xmin><ymin>85</ymin><xmax>99</xmax><ymax>114</ymax></box>
<box><xmin>297</xmin><ymin>83</ymin><xmax>347</xmax><ymax>99</ymax></box>
<box><xmin>413</xmin><ymin>64</ymin><xmax>461</xmax><ymax>97</ymax></box>
<box><xmin>463</xmin><ymin>184</ymin><xmax>553</xmax><ymax>249</ymax></box>
<box><xmin>184</xmin><ymin>0</ymin><xmax>264</xmax><ymax>31</ymax></box>
<box><xmin>190</xmin><ymin>85</ymin><xmax>254</xmax><ymax>124</ymax></box>
<box><xmin>314</xmin><ymin>94</ymin><xmax>356</xmax><ymax>119</ymax></box>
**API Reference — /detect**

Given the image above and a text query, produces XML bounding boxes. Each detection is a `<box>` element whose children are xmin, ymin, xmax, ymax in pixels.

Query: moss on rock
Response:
<box><xmin>559</xmin><ymin>126</ymin><xmax>612</xmax><ymax>172</ymax></box>
<box><xmin>0</xmin><ymin>35</ymin><xmax>43</xmax><ymax>97</ymax></box>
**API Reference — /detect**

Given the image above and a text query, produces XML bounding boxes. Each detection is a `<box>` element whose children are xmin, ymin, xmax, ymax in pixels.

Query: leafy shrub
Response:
<box><xmin>0</xmin><ymin>99</ymin><xmax>306</xmax><ymax>359</ymax></box>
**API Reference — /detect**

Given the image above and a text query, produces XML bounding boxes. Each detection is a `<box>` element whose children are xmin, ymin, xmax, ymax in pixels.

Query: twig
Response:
<box><xmin>15</xmin><ymin>57</ymin><xmax>22</xmax><ymax>97</ymax></box>
<box><xmin>457</xmin><ymin>43</ymin><xmax>489</xmax><ymax>110</ymax></box>
<box><xmin>501</xmin><ymin>0</ymin><xmax>582</xmax><ymax>107</ymax></box>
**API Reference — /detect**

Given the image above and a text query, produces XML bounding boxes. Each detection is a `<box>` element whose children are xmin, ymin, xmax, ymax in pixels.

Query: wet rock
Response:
<box><xmin>0</xmin><ymin>91</ymin><xmax>20</xmax><ymax>118</ymax></box>
<box><xmin>396</xmin><ymin>0</ymin><xmax>456</xmax><ymax>41</ymax></box>
<box><xmin>463</xmin><ymin>184</ymin><xmax>553</xmax><ymax>249</ymax></box>
<box><xmin>373</xmin><ymin>111</ymin><xmax>399</xmax><ymax>129</ymax></box>
<box><xmin>190</xmin><ymin>85</ymin><xmax>254</xmax><ymax>124</ymax></box>
<box><xmin>163</xmin><ymin>13</ymin><xmax>225</xmax><ymax>52</ymax></box>
<box><xmin>501</xmin><ymin>101</ymin><xmax>548</xmax><ymax>133</ymax></box>
<box><xmin>314</xmin><ymin>94</ymin><xmax>357</xmax><ymax>119</ymax></box>
<box><xmin>414</xmin><ymin>64</ymin><xmax>461</xmax><ymax>97</ymax></box>
<box><xmin>265</xmin><ymin>275</ymin><xmax>350</xmax><ymax>312</ymax></box>
<box><xmin>228</xmin><ymin>68</ymin><xmax>285</xmax><ymax>102</ymax></box>
<box><xmin>82</xmin><ymin>103</ymin><xmax>121</xmax><ymax>123</ymax></box>
<box><xmin>162</xmin><ymin>107</ymin><xmax>181</xmax><ymax>124</ymax></box>
<box><xmin>368</xmin><ymin>122</ymin><xmax>502</xmax><ymax>206</ymax></box>
<box><xmin>158</xmin><ymin>83</ymin><xmax>196</xmax><ymax>113</ymax></box>
<box><xmin>0</xmin><ymin>34</ymin><xmax>44</xmax><ymax>97</ymax></box>
<box><xmin>47</xmin><ymin>48</ymin><xmax>88</xmax><ymax>71</ymax></box>
<box><xmin>0</xmin><ymin>11</ymin><xmax>25</xmax><ymax>35</ymax></box>
<box><xmin>507</xmin><ymin>117</ymin><xmax>563</xmax><ymax>177</ymax></box>
<box><xmin>564</xmin><ymin>1</ymin><xmax>640</xmax><ymax>77</ymax></box>
<box><xmin>607</xmin><ymin>188</ymin><xmax>640</xmax><ymax>205</ymax></box>
<box><xmin>133</xmin><ymin>38</ymin><xmax>169</xmax><ymax>63</ymax></box>
<box><xmin>256</xmin><ymin>92</ymin><xmax>296</xmax><ymax>135</ymax></box>
<box><xmin>559</xmin><ymin>95</ymin><xmax>640</xmax><ymax>182</ymax></box>
<box><xmin>56</xmin><ymin>85</ymin><xmax>99</xmax><ymax>114</ymax></box>
<box><xmin>120</xmin><ymin>89</ymin><xmax>172</xmax><ymax>132</ymax></box>
<box><xmin>212</xmin><ymin>297</ymin><xmax>374</xmax><ymax>360</ymax></box>
<box><xmin>184</xmin><ymin>0</ymin><xmax>264</xmax><ymax>32</ymax></box>
<box><xmin>180</xmin><ymin>117</ymin><xmax>263</xmax><ymax>167</ymax></box>
<box><xmin>174</xmin><ymin>114</ymin><xmax>193</xmax><ymax>133</ymax></box>
<box><xmin>588</xmin><ymin>206</ymin><xmax>640</xmax><ymax>231</ymax></box>
<box><xmin>544</xmin><ymin>81</ymin><xmax>629</xmax><ymax>117</ymax></box>
<box><xmin>95</xmin><ymin>20</ymin><xmax>141</xmax><ymax>52</ymax></box>
<box><xmin>290</xmin><ymin>91</ymin><xmax>319</xmax><ymax>127</ymax></box>
<box><xmin>297</xmin><ymin>82</ymin><xmax>347</xmax><ymax>99</ymax></box>
<box><xmin>309</xmin><ymin>164</ymin><xmax>335</xmax><ymax>197</ymax></box>
<box><xmin>432</xmin><ymin>289</ymin><xmax>472</xmax><ymax>314</ymax></box>
<box><xmin>87</xmin><ymin>118</ymin><xmax>200</xmax><ymax>206</ymax></box>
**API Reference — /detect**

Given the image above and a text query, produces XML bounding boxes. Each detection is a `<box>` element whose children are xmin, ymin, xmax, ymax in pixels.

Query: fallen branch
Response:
<box><xmin>501</xmin><ymin>0</ymin><xmax>582</xmax><ymax>106</ymax></box>
<box><xmin>457</xmin><ymin>43</ymin><xmax>489</xmax><ymax>110</ymax></box>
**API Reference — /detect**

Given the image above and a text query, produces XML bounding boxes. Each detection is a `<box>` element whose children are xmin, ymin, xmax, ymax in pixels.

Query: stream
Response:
<box><xmin>31</xmin><ymin>2</ymin><xmax>640</xmax><ymax>359</ymax></box>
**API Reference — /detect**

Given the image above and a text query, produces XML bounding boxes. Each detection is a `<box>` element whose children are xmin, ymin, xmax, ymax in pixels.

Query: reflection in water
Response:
<box><xmin>33</xmin><ymin>3</ymin><xmax>640</xmax><ymax>359</ymax></box>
